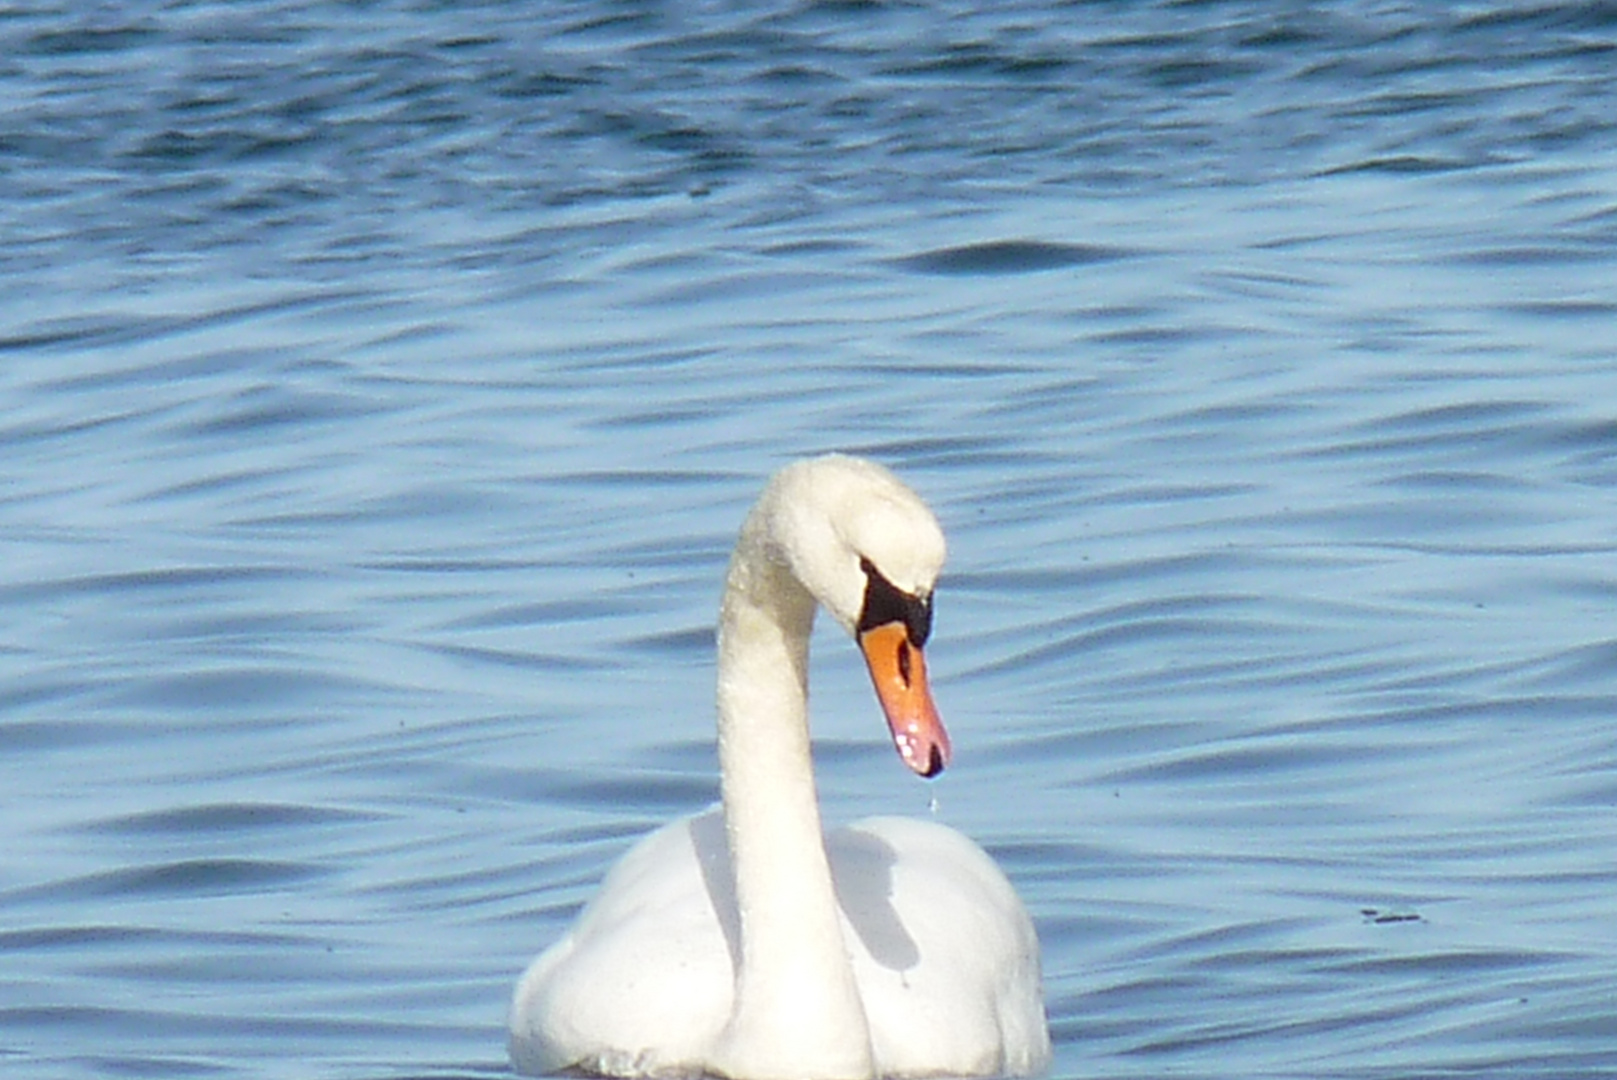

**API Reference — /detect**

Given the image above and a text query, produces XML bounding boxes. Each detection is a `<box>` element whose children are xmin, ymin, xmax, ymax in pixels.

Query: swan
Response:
<box><xmin>509</xmin><ymin>454</ymin><xmax>1050</xmax><ymax>1080</ymax></box>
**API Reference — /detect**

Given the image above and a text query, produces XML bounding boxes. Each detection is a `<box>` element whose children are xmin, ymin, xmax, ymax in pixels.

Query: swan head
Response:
<box><xmin>760</xmin><ymin>455</ymin><xmax>951</xmax><ymax>777</ymax></box>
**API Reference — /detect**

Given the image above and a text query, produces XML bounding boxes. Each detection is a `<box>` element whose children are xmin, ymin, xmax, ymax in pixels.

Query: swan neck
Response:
<box><xmin>711</xmin><ymin>516</ymin><xmax>874</xmax><ymax>1079</ymax></box>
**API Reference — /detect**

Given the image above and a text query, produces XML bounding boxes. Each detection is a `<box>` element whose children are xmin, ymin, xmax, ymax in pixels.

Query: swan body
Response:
<box><xmin>510</xmin><ymin>455</ymin><xmax>1050</xmax><ymax>1079</ymax></box>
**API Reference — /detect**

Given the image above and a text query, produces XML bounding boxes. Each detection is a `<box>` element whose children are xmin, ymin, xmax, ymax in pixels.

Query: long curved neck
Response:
<box><xmin>711</xmin><ymin>513</ymin><xmax>874</xmax><ymax>1080</ymax></box>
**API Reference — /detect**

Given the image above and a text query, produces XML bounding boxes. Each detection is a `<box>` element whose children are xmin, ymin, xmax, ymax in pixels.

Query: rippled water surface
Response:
<box><xmin>4</xmin><ymin>3</ymin><xmax>1616</xmax><ymax>1078</ymax></box>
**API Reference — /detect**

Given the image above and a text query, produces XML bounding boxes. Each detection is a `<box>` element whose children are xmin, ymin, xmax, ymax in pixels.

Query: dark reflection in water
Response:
<box><xmin>896</xmin><ymin>241</ymin><xmax>1132</xmax><ymax>277</ymax></box>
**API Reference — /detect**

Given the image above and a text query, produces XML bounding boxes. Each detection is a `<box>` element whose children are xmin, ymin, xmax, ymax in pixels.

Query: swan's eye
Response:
<box><xmin>857</xmin><ymin>557</ymin><xmax>934</xmax><ymax>647</ymax></box>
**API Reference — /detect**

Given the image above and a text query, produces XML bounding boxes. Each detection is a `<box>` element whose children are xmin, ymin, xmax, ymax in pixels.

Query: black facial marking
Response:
<box><xmin>857</xmin><ymin>557</ymin><xmax>933</xmax><ymax>647</ymax></box>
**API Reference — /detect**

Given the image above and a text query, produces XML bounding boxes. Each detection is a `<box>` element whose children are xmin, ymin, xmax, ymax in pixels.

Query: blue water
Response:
<box><xmin>4</xmin><ymin>3</ymin><xmax>1616</xmax><ymax>1078</ymax></box>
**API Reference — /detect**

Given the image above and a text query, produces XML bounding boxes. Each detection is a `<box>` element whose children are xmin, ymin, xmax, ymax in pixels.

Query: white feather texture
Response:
<box><xmin>509</xmin><ymin>455</ymin><xmax>1050</xmax><ymax>1080</ymax></box>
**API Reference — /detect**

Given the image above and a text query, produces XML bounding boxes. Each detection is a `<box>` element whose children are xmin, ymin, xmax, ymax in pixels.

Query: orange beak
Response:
<box><xmin>858</xmin><ymin>621</ymin><xmax>951</xmax><ymax>778</ymax></box>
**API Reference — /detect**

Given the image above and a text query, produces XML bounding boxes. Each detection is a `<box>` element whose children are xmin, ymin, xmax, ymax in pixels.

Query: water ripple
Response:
<box><xmin>895</xmin><ymin>240</ymin><xmax>1132</xmax><ymax>276</ymax></box>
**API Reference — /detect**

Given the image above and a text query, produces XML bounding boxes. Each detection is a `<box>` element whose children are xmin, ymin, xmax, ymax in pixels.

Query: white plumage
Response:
<box><xmin>510</xmin><ymin>455</ymin><xmax>1050</xmax><ymax>1079</ymax></box>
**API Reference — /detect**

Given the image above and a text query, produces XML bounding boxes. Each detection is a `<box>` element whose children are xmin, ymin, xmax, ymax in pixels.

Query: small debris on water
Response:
<box><xmin>1361</xmin><ymin>907</ymin><xmax>1423</xmax><ymax>924</ymax></box>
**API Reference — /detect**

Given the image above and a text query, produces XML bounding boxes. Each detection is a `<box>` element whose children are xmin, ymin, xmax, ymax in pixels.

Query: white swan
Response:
<box><xmin>509</xmin><ymin>455</ymin><xmax>1050</xmax><ymax>1080</ymax></box>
